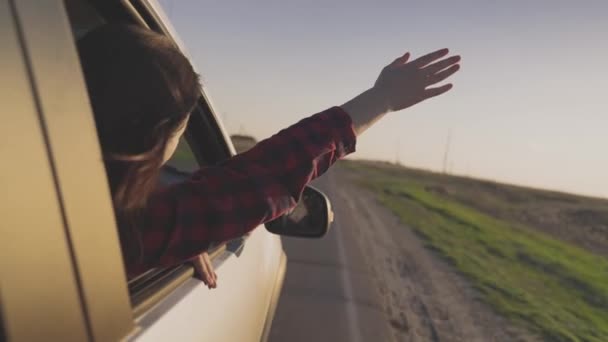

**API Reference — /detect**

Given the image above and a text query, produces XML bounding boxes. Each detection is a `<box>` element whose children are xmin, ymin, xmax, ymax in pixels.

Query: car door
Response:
<box><xmin>6</xmin><ymin>0</ymin><xmax>286</xmax><ymax>341</ymax></box>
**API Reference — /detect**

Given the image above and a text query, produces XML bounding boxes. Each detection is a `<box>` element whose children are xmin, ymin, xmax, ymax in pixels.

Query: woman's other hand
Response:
<box><xmin>191</xmin><ymin>252</ymin><xmax>217</xmax><ymax>289</ymax></box>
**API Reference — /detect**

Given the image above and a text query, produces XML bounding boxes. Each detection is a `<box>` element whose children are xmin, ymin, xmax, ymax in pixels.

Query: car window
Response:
<box><xmin>161</xmin><ymin>137</ymin><xmax>201</xmax><ymax>184</ymax></box>
<box><xmin>64</xmin><ymin>0</ymin><xmax>219</xmax><ymax>310</ymax></box>
<box><xmin>167</xmin><ymin>137</ymin><xmax>198</xmax><ymax>171</ymax></box>
<box><xmin>167</xmin><ymin>137</ymin><xmax>199</xmax><ymax>172</ymax></box>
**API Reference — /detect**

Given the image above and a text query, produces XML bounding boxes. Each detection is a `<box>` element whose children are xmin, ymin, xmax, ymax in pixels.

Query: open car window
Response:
<box><xmin>161</xmin><ymin>136</ymin><xmax>201</xmax><ymax>184</ymax></box>
<box><xmin>166</xmin><ymin>137</ymin><xmax>199</xmax><ymax>172</ymax></box>
<box><xmin>64</xmin><ymin>0</ymin><xmax>234</xmax><ymax>316</ymax></box>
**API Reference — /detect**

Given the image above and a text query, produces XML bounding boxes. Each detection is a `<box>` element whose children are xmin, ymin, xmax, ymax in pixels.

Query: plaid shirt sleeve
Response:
<box><xmin>131</xmin><ymin>106</ymin><xmax>356</xmax><ymax>274</ymax></box>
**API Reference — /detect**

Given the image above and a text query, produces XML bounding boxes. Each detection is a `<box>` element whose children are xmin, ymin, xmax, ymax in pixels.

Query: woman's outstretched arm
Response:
<box><xmin>127</xmin><ymin>48</ymin><xmax>460</xmax><ymax>276</ymax></box>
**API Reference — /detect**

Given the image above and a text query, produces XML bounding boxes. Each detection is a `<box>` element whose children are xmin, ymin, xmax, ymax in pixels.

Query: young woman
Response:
<box><xmin>77</xmin><ymin>24</ymin><xmax>461</xmax><ymax>286</ymax></box>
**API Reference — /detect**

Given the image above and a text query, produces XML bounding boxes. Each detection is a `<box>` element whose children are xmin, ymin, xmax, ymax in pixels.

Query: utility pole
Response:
<box><xmin>442</xmin><ymin>129</ymin><xmax>452</xmax><ymax>174</ymax></box>
<box><xmin>395</xmin><ymin>140</ymin><xmax>401</xmax><ymax>165</ymax></box>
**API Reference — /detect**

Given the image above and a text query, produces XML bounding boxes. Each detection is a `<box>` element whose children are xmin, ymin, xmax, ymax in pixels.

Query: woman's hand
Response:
<box><xmin>374</xmin><ymin>48</ymin><xmax>460</xmax><ymax>112</ymax></box>
<box><xmin>191</xmin><ymin>252</ymin><xmax>217</xmax><ymax>289</ymax></box>
<box><xmin>341</xmin><ymin>48</ymin><xmax>461</xmax><ymax>136</ymax></box>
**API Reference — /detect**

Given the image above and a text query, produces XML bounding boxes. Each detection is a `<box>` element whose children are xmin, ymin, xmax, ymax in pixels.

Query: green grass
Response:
<box><xmin>345</xmin><ymin>162</ymin><xmax>608</xmax><ymax>342</ymax></box>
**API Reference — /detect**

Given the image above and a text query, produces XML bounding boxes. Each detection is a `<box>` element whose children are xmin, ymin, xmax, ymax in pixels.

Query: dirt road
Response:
<box><xmin>269</xmin><ymin>166</ymin><xmax>533</xmax><ymax>342</ymax></box>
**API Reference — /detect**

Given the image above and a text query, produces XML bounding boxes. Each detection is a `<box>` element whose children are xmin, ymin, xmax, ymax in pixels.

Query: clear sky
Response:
<box><xmin>159</xmin><ymin>0</ymin><xmax>608</xmax><ymax>199</ymax></box>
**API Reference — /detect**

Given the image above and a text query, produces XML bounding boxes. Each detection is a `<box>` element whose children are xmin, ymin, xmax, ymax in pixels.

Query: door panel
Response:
<box><xmin>134</xmin><ymin>229</ymin><xmax>283</xmax><ymax>342</ymax></box>
<box><xmin>12</xmin><ymin>1</ymin><xmax>134</xmax><ymax>340</ymax></box>
<box><xmin>136</xmin><ymin>121</ymin><xmax>284</xmax><ymax>341</ymax></box>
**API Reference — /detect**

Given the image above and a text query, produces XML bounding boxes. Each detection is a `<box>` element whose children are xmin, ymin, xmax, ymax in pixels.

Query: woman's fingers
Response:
<box><xmin>192</xmin><ymin>253</ymin><xmax>217</xmax><ymax>289</ymax></box>
<box><xmin>424</xmin><ymin>83</ymin><xmax>453</xmax><ymax>99</ymax></box>
<box><xmin>388</xmin><ymin>52</ymin><xmax>411</xmax><ymax>68</ymax></box>
<box><xmin>203</xmin><ymin>253</ymin><xmax>217</xmax><ymax>288</ymax></box>
<box><xmin>201</xmin><ymin>253</ymin><xmax>216</xmax><ymax>288</ymax></box>
<box><xmin>395</xmin><ymin>52</ymin><xmax>410</xmax><ymax>65</ymax></box>
<box><xmin>409</xmin><ymin>48</ymin><xmax>449</xmax><ymax>68</ymax></box>
<box><xmin>427</xmin><ymin>64</ymin><xmax>460</xmax><ymax>85</ymax></box>
<box><xmin>192</xmin><ymin>256</ymin><xmax>207</xmax><ymax>283</ymax></box>
<box><xmin>423</xmin><ymin>55</ymin><xmax>461</xmax><ymax>76</ymax></box>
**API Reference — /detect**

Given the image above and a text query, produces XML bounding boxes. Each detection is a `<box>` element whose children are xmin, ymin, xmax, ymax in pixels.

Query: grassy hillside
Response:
<box><xmin>343</xmin><ymin>160</ymin><xmax>608</xmax><ymax>342</ymax></box>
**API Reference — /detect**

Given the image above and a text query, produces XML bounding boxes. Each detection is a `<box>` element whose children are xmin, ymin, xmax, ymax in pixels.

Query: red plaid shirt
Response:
<box><xmin>125</xmin><ymin>106</ymin><xmax>356</xmax><ymax>276</ymax></box>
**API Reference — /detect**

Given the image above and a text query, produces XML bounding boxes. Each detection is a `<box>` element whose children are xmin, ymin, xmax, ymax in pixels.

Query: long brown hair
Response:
<box><xmin>77</xmin><ymin>24</ymin><xmax>200</xmax><ymax>263</ymax></box>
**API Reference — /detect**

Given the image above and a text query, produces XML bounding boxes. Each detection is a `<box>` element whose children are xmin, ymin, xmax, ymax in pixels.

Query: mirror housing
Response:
<box><xmin>265</xmin><ymin>186</ymin><xmax>333</xmax><ymax>238</ymax></box>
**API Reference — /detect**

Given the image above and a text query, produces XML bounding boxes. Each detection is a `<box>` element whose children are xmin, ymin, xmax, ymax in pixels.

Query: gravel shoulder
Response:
<box><xmin>332</xmin><ymin>166</ymin><xmax>536</xmax><ymax>342</ymax></box>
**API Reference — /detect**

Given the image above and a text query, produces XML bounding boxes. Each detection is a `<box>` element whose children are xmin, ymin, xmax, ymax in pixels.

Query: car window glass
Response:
<box><xmin>166</xmin><ymin>137</ymin><xmax>198</xmax><ymax>172</ymax></box>
<box><xmin>161</xmin><ymin>137</ymin><xmax>200</xmax><ymax>184</ymax></box>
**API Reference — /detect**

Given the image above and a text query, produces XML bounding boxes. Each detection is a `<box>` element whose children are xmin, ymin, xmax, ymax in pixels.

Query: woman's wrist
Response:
<box><xmin>340</xmin><ymin>87</ymin><xmax>390</xmax><ymax>136</ymax></box>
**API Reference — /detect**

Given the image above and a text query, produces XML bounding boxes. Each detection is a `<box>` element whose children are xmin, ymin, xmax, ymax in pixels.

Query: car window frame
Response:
<box><xmin>11</xmin><ymin>0</ymin><xmax>139</xmax><ymax>340</ymax></box>
<box><xmin>0</xmin><ymin>1</ymin><xmax>92</xmax><ymax>340</ymax></box>
<box><xmin>119</xmin><ymin>0</ymin><xmax>246</xmax><ymax>319</ymax></box>
<box><xmin>11</xmin><ymin>0</ymin><xmax>244</xmax><ymax>340</ymax></box>
<box><xmin>62</xmin><ymin>0</ymin><xmax>243</xmax><ymax>334</ymax></box>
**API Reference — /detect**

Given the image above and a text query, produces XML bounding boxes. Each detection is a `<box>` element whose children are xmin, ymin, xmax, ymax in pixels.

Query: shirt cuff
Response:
<box><xmin>326</xmin><ymin>106</ymin><xmax>357</xmax><ymax>157</ymax></box>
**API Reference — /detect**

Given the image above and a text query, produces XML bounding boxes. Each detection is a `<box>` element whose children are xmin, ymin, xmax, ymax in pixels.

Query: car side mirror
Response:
<box><xmin>265</xmin><ymin>186</ymin><xmax>333</xmax><ymax>238</ymax></box>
